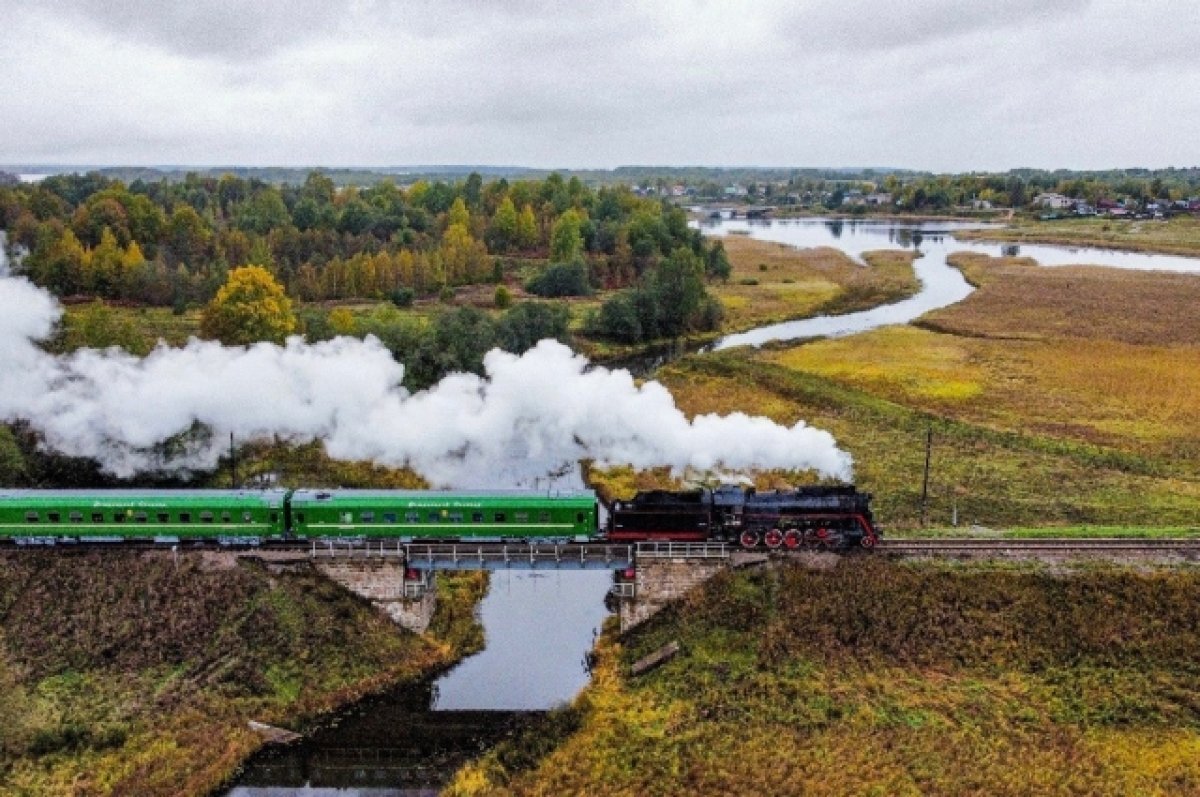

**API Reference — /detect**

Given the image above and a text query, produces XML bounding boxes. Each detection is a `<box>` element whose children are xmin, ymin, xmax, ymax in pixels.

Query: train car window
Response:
<box><xmin>91</xmin><ymin>512</ymin><xmax>104</xmax><ymax>523</ymax></box>
<box><xmin>295</xmin><ymin>513</ymin><xmax>305</xmax><ymax>523</ymax></box>
<box><xmin>243</xmin><ymin>512</ymin><xmax>253</xmax><ymax>522</ymax></box>
<box><xmin>538</xmin><ymin>511</ymin><xmax>551</xmax><ymax>523</ymax></box>
<box><xmin>179</xmin><ymin>512</ymin><xmax>191</xmax><ymax>523</ymax></box>
<box><xmin>69</xmin><ymin>512</ymin><xmax>83</xmax><ymax>523</ymax></box>
<box><xmin>405</xmin><ymin>511</ymin><xmax>420</xmax><ymax>523</ymax></box>
<box><xmin>24</xmin><ymin>512</ymin><xmax>38</xmax><ymax>523</ymax></box>
<box><xmin>221</xmin><ymin>512</ymin><xmax>232</xmax><ymax>523</ymax></box>
<box><xmin>494</xmin><ymin>512</ymin><xmax>506</xmax><ymax>523</ymax></box>
<box><xmin>383</xmin><ymin>512</ymin><xmax>397</xmax><ymax>523</ymax></box>
<box><xmin>134</xmin><ymin>512</ymin><xmax>148</xmax><ymax>523</ymax></box>
<box><xmin>448</xmin><ymin>512</ymin><xmax>464</xmax><ymax>523</ymax></box>
<box><xmin>361</xmin><ymin>511</ymin><xmax>375</xmax><ymax>522</ymax></box>
<box><xmin>269</xmin><ymin>512</ymin><xmax>278</xmax><ymax>523</ymax></box>
<box><xmin>472</xmin><ymin>512</ymin><xmax>483</xmax><ymax>523</ymax></box>
<box><xmin>340</xmin><ymin>512</ymin><xmax>353</xmax><ymax>524</ymax></box>
<box><xmin>112</xmin><ymin>513</ymin><xmax>126</xmax><ymax>523</ymax></box>
<box><xmin>576</xmin><ymin>512</ymin><xmax>586</xmax><ymax>523</ymax></box>
<box><xmin>200</xmin><ymin>511</ymin><xmax>214</xmax><ymax>523</ymax></box>
<box><xmin>48</xmin><ymin>512</ymin><xmax>61</xmax><ymax>523</ymax></box>
<box><xmin>427</xmin><ymin>513</ymin><xmax>439</xmax><ymax>523</ymax></box>
<box><xmin>515</xmin><ymin>512</ymin><xmax>529</xmax><ymax>523</ymax></box>
<box><xmin>157</xmin><ymin>513</ymin><xmax>170</xmax><ymax>523</ymax></box>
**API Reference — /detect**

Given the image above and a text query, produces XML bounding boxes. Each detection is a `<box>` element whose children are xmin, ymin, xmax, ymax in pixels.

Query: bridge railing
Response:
<box><xmin>309</xmin><ymin>539</ymin><xmax>406</xmax><ymax>558</ymax></box>
<box><xmin>635</xmin><ymin>541</ymin><xmax>730</xmax><ymax>560</ymax></box>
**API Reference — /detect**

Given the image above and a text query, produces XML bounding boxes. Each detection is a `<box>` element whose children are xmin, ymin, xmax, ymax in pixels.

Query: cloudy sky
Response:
<box><xmin>3</xmin><ymin>0</ymin><xmax>1198</xmax><ymax>171</ymax></box>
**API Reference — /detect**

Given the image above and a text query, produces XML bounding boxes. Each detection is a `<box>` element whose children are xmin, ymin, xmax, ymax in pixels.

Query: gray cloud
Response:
<box><xmin>2</xmin><ymin>0</ymin><xmax>1199</xmax><ymax>169</ymax></box>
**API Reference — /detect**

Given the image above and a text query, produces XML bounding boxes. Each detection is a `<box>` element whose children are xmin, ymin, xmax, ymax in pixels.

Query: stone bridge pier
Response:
<box><xmin>616</xmin><ymin>544</ymin><xmax>748</xmax><ymax>632</ymax></box>
<box><xmin>312</xmin><ymin>559</ymin><xmax>437</xmax><ymax>634</ymax></box>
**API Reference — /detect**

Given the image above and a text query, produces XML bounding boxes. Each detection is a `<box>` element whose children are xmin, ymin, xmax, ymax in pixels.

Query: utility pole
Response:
<box><xmin>920</xmin><ymin>426</ymin><xmax>933</xmax><ymax>526</ymax></box>
<box><xmin>230</xmin><ymin>432</ymin><xmax>237</xmax><ymax>489</ymax></box>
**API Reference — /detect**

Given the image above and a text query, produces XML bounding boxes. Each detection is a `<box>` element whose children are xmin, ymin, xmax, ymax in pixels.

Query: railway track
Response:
<box><xmin>878</xmin><ymin>537</ymin><xmax>1200</xmax><ymax>556</ymax></box>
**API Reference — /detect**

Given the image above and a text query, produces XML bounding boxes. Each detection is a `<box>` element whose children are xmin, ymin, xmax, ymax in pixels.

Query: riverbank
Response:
<box><xmin>447</xmin><ymin>558</ymin><xmax>1200</xmax><ymax>796</ymax></box>
<box><xmin>0</xmin><ymin>552</ymin><xmax>485</xmax><ymax>796</ymax></box>
<box><xmin>954</xmin><ymin>215</ymin><xmax>1200</xmax><ymax>257</ymax></box>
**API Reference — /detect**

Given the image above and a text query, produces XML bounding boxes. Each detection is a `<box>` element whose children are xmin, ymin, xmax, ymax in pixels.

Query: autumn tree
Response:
<box><xmin>488</xmin><ymin>196</ymin><xmax>518</xmax><ymax>253</ymax></box>
<box><xmin>200</xmin><ymin>265</ymin><xmax>296</xmax><ymax>345</ymax></box>
<box><xmin>550</xmin><ymin>209</ymin><xmax>584</xmax><ymax>262</ymax></box>
<box><xmin>516</xmin><ymin>203</ymin><xmax>539</xmax><ymax>250</ymax></box>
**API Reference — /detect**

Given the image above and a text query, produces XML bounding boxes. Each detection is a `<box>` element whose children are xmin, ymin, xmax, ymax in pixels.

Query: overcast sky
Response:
<box><xmin>3</xmin><ymin>0</ymin><xmax>1198</xmax><ymax>172</ymax></box>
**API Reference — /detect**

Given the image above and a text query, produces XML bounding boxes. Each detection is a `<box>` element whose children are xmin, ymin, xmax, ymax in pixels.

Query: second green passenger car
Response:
<box><xmin>289</xmin><ymin>489</ymin><xmax>598</xmax><ymax>541</ymax></box>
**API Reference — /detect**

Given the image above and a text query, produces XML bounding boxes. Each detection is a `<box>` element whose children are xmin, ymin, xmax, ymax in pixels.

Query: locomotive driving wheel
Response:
<box><xmin>782</xmin><ymin>529</ymin><xmax>803</xmax><ymax>549</ymax></box>
<box><xmin>764</xmin><ymin>528</ymin><xmax>784</xmax><ymax>549</ymax></box>
<box><xmin>739</xmin><ymin>530</ymin><xmax>760</xmax><ymax>549</ymax></box>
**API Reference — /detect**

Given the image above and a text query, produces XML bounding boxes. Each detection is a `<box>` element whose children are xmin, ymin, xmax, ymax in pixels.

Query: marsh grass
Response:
<box><xmin>955</xmin><ymin>215</ymin><xmax>1200</xmax><ymax>257</ymax></box>
<box><xmin>447</xmin><ymin>561</ymin><xmax>1200</xmax><ymax>796</ymax></box>
<box><xmin>0</xmin><ymin>554</ymin><xmax>484</xmax><ymax>796</ymax></box>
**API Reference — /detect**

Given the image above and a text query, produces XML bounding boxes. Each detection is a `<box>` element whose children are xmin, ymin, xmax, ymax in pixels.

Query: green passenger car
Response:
<box><xmin>0</xmin><ymin>489</ymin><xmax>288</xmax><ymax>541</ymax></box>
<box><xmin>289</xmin><ymin>489</ymin><xmax>598</xmax><ymax>541</ymax></box>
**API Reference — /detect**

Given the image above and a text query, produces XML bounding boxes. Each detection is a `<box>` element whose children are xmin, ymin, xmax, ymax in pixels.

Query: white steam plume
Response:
<box><xmin>0</xmin><ymin>275</ymin><xmax>853</xmax><ymax>485</ymax></box>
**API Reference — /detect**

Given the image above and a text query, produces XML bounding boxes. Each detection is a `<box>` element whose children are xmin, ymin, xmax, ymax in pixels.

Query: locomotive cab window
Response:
<box><xmin>24</xmin><ymin>512</ymin><xmax>38</xmax><ymax>523</ymax></box>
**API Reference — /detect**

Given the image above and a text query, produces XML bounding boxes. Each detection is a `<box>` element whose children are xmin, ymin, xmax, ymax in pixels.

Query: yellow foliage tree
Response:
<box><xmin>200</xmin><ymin>265</ymin><xmax>296</xmax><ymax>345</ymax></box>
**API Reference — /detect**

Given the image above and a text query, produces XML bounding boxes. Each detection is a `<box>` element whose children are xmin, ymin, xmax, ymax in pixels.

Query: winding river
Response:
<box><xmin>705</xmin><ymin>218</ymin><xmax>1200</xmax><ymax>350</ymax></box>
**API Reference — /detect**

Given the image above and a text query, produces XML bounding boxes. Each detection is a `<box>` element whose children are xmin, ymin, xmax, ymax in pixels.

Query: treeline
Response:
<box><xmin>0</xmin><ymin>170</ymin><xmax>712</xmax><ymax>308</ymax></box>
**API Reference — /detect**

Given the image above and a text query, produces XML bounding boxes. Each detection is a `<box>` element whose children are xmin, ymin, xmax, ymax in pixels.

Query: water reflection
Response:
<box><xmin>226</xmin><ymin>682</ymin><xmax>531</xmax><ymax>797</ymax></box>
<box><xmin>433</xmin><ymin>570</ymin><xmax>612</xmax><ymax>711</ymax></box>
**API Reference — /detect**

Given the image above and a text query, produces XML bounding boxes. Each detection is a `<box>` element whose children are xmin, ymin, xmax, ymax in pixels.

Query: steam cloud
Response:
<box><xmin>0</xmin><ymin>274</ymin><xmax>852</xmax><ymax>486</ymax></box>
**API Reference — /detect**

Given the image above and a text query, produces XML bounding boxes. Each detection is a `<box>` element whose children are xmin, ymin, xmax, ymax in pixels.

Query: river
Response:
<box><xmin>706</xmin><ymin>217</ymin><xmax>1200</xmax><ymax>350</ymax></box>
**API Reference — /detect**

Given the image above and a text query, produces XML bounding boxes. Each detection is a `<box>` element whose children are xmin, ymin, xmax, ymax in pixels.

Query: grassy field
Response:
<box><xmin>0</xmin><ymin>554</ymin><xmax>486</xmax><ymax>796</ymax></box>
<box><xmin>711</xmin><ymin>235</ymin><xmax>919</xmax><ymax>332</ymax></box>
<box><xmin>955</xmin><ymin>215</ymin><xmax>1200</xmax><ymax>257</ymax></box>
<box><xmin>447</xmin><ymin>560</ymin><xmax>1200</xmax><ymax>797</ymax></box>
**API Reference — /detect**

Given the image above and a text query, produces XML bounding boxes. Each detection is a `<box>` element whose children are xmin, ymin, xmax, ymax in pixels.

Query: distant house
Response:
<box><xmin>1107</xmin><ymin>206</ymin><xmax>1132</xmax><ymax>217</ymax></box>
<box><xmin>971</xmin><ymin>198</ymin><xmax>994</xmax><ymax>210</ymax></box>
<box><xmin>1032</xmin><ymin>192</ymin><xmax>1073</xmax><ymax>209</ymax></box>
<box><xmin>1073</xmin><ymin>202</ymin><xmax>1095</xmax><ymax>216</ymax></box>
<box><xmin>865</xmin><ymin>192</ymin><xmax>893</xmax><ymax>206</ymax></box>
<box><xmin>724</xmin><ymin>185</ymin><xmax>749</xmax><ymax>197</ymax></box>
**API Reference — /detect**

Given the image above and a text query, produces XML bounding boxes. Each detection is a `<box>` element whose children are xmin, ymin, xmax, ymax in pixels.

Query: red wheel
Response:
<box><xmin>739</xmin><ymin>530</ymin><xmax>760</xmax><ymax>549</ymax></box>
<box><xmin>764</xmin><ymin>528</ymin><xmax>783</xmax><ymax>549</ymax></box>
<box><xmin>783</xmin><ymin>529</ymin><xmax>802</xmax><ymax>549</ymax></box>
<box><xmin>815</xmin><ymin>527</ymin><xmax>829</xmax><ymax>540</ymax></box>
<box><xmin>861</xmin><ymin>535</ymin><xmax>878</xmax><ymax>550</ymax></box>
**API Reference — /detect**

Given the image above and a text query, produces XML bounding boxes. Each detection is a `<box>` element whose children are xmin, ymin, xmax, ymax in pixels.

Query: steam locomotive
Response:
<box><xmin>606</xmin><ymin>485</ymin><xmax>878</xmax><ymax>551</ymax></box>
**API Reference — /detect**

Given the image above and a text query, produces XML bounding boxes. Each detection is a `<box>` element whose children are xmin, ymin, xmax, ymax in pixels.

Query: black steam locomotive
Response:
<box><xmin>606</xmin><ymin>485</ymin><xmax>878</xmax><ymax>551</ymax></box>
